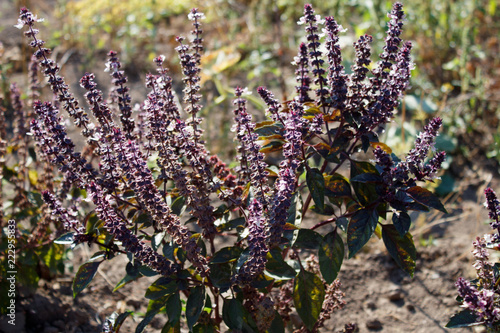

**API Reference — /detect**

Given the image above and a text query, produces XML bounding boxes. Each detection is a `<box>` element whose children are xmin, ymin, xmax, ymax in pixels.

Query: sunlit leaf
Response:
<box><xmin>347</xmin><ymin>209</ymin><xmax>378</xmax><ymax>258</ymax></box>
<box><xmin>259</xmin><ymin>140</ymin><xmax>284</xmax><ymax>153</ymax></box>
<box><xmin>370</xmin><ymin>142</ymin><xmax>392</xmax><ymax>154</ymax></box>
<box><xmin>293</xmin><ymin>270</ymin><xmax>325</xmax><ymax>331</ymax></box>
<box><xmin>265</xmin><ymin>248</ymin><xmax>297</xmax><ymax>280</ymax></box>
<box><xmin>392</xmin><ymin>211</ymin><xmax>411</xmax><ymax>237</ymax></box>
<box><xmin>350</xmin><ymin>161</ymin><xmax>380</xmax><ymax>206</ymax></box>
<box><xmin>406</xmin><ymin>186</ymin><xmax>447</xmax><ymax>213</ymax></box>
<box><xmin>306</xmin><ymin>168</ymin><xmax>325</xmax><ymax>211</ymax></box>
<box><xmin>73</xmin><ymin>260</ymin><xmax>102</xmax><ymax>297</ymax></box>
<box><xmin>381</xmin><ymin>225</ymin><xmax>416</xmax><ymax>277</ymax></box>
<box><xmin>145</xmin><ymin>277</ymin><xmax>177</xmax><ymax>300</ymax></box>
<box><xmin>319</xmin><ymin>229</ymin><xmax>344</xmax><ymax>283</ymax></box>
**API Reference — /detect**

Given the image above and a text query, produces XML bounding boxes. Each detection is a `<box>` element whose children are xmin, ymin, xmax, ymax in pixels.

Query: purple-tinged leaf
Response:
<box><xmin>72</xmin><ymin>260</ymin><xmax>102</xmax><ymax>297</ymax></box>
<box><xmin>392</xmin><ymin>211</ymin><xmax>411</xmax><ymax>236</ymax></box>
<box><xmin>186</xmin><ymin>286</ymin><xmax>205</xmax><ymax>331</ymax></box>
<box><xmin>210</xmin><ymin>247</ymin><xmax>242</xmax><ymax>264</ymax></box>
<box><xmin>319</xmin><ymin>229</ymin><xmax>344</xmax><ymax>283</ymax></box>
<box><xmin>306</xmin><ymin>168</ymin><xmax>325</xmax><ymax>211</ymax></box>
<box><xmin>145</xmin><ymin>277</ymin><xmax>177</xmax><ymax>300</ymax></box>
<box><xmin>381</xmin><ymin>224</ymin><xmax>416</xmax><ymax>277</ymax></box>
<box><xmin>347</xmin><ymin>209</ymin><xmax>378</xmax><ymax>258</ymax></box>
<box><xmin>406</xmin><ymin>186</ymin><xmax>447</xmax><ymax>213</ymax></box>
<box><xmin>293</xmin><ymin>269</ymin><xmax>325</xmax><ymax>331</ymax></box>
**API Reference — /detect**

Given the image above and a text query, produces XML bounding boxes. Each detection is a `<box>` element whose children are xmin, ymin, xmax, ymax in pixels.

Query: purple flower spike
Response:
<box><xmin>233</xmin><ymin>199</ymin><xmax>269</xmax><ymax>285</ymax></box>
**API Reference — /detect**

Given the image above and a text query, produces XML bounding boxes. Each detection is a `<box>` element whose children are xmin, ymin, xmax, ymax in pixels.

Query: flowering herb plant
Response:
<box><xmin>447</xmin><ymin>188</ymin><xmax>500</xmax><ymax>331</ymax></box>
<box><xmin>13</xmin><ymin>3</ymin><xmax>446</xmax><ymax>332</ymax></box>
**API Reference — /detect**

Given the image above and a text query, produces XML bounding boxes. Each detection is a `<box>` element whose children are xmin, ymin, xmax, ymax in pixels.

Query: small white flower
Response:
<box><xmin>14</xmin><ymin>19</ymin><xmax>24</xmax><ymax>29</ymax></box>
<box><xmin>188</xmin><ymin>12</ymin><xmax>206</xmax><ymax>21</ymax></box>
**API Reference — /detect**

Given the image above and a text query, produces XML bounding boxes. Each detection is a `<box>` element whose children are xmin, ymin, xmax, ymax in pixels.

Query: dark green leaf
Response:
<box><xmin>267</xmin><ymin>310</ymin><xmax>285</xmax><ymax>333</ymax></box>
<box><xmin>347</xmin><ymin>209</ymin><xmax>378</xmax><ymax>258</ymax></box>
<box><xmin>293</xmin><ymin>270</ymin><xmax>325</xmax><ymax>331</ymax></box>
<box><xmin>324</xmin><ymin>173</ymin><xmax>351</xmax><ymax>198</ymax></box>
<box><xmin>113</xmin><ymin>272</ymin><xmax>140</xmax><ymax>292</ymax></box>
<box><xmin>310</xmin><ymin>203</ymin><xmax>336</xmax><ymax>216</ymax></box>
<box><xmin>350</xmin><ymin>161</ymin><xmax>380</xmax><ymax>206</ymax></box>
<box><xmin>319</xmin><ymin>229</ymin><xmax>344</xmax><ymax>283</ymax></box>
<box><xmin>381</xmin><ymin>225</ymin><xmax>417</xmax><ymax>277</ymax></box>
<box><xmin>147</xmin><ymin>295</ymin><xmax>169</xmax><ymax>316</ymax></box>
<box><xmin>161</xmin><ymin>320</ymin><xmax>181</xmax><ymax>333</ymax></box>
<box><xmin>336</xmin><ymin>217</ymin><xmax>348</xmax><ymax>232</ymax></box>
<box><xmin>73</xmin><ymin>260</ymin><xmax>102</xmax><ymax>297</ymax></box>
<box><xmin>283</xmin><ymin>193</ymin><xmax>303</xmax><ymax>244</ymax></box>
<box><xmin>163</xmin><ymin>242</ymin><xmax>175</xmax><ymax>261</ymax></box>
<box><xmin>313</xmin><ymin>142</ymin><xmax>340</xmax><ymax>163</ymax></box>
<box><xmin>222</xmin><ymin>298</ymin><xmax>257</xmax><ymax>332</ymax></box>
<box><xmin>152</xmin><ymin>231</ymin><xmax>166</xmax><ymax>251</ymax></box>
<box><xmin>392</xmin><ymin>211</ymin><xmax>411</xmax><ymax>237</ymax></box>
<box><xmin>136</xmin><ymin>311</ymin><xmax>159</xmax><ymax>333</ymax></box>
<box><xmin>260</xmin><ymin>140</ymin><xmax>284</xmax><ymax>153</ymax></box>
<box><xmin>236</xmin><ymin>247</ymin><xmax>251</xmax><ymax>271</ymax></box>
<box><xmin>306</xmin><ymin>168</ymin><xmax>325</xmax><ymax>212</ymax></box>
<box><xmin>145</xmin><ymin>277</ymin><xmax>177</xmax><ymax>300</ymax></box>
<box><xmin>406</xmin><ymin>186</ymin><xmax>447</xmax><ymax>213</ymax></box>
<box><xmin>166</xmin><ymin>292</ymin><xmax>181</xmax><ymax>324</ymax></box>
<box><xmin>292</xmin><ymin>229</ymin><xmax>323</xmax><ymax>250</ymax></box>
<box><xmin>351</xmin><ymin>173</ymin><xmax>383</xmax><ymax>183</ymax></box>
<box><xmin>216</xmin><ymin>217</ymin><xmax>245</xmax><ymax>232</ymax></box>
<box><xmin>139</xmin><ymin>265</ymin><xmax>158</xmax><ymax>277</ymax></box>
<box><xmin>210</xmin><ymin>246</ymin><xmax>242</xmax><ymax>264</ymax></box>
<box><xmin>209</xmin><ymin>263</ymin><xmax>232</xmax><ymax>290</ymax></box>
<box><xmin>171</xmin><ymin>196</ymin><xmax>186</xmax><ymax>216</ymax></box>
<box><xmin>126</xmin><ymin>261</ymin><xmax>141</xmax><ymax>277</ymax></box>
<box><xmin>186</xmin><ymin>286</ymin><xmax>205</xmax><ymax>331</ymax></box>
<box><xmin>27</xmin><ymin>191</ymin><xmax>44</xmax><ymax>207</ymax></box>
<box><xmin>265</xmin><ymin>248</ymin><xmax>297</xmax><ymax>280</ymax></box>
<box><xmin>113</xmin><ymin>311</ymin><xmax>133</xmax><ymax>332</ymax></box>
<box><xmin>445</xmin><ymin>309</ymin><xmax>481</xmax><ymax>328</ymax></box>
<box><xmin>254</xmin><ymin>122</ymin><xmax>283</xmax><ymax>138</ymax></box>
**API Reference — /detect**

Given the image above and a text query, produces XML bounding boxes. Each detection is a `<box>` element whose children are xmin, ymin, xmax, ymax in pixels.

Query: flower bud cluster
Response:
<box><xmin>106</xmin><ymin>50</ymin><xmax>135</xmax><ymax>139</ymax></box>
<box><xmin>301</xmin><ymin>4</ymin><xmax>328</xmax><ymax>105</ymax></box>
<box><xmin>232</xmin><ymin>87</ymin><xmax>270</xmax><ymax>207</ymax></box>
<box><xmin>454</xmin><ymin>188</ymin><xmax>500</xmax><ymax>327</ymax></box>
<box><xmin>374</xmin><ymin>117</ymin><xmax>446</xmax><ymax>204</ymax></box>
<box><xmin>233</xmin><ymin>200</ymin><xmax>269</xmax><ymax>285</ymax></box>
<box><xmin>324</xmin><ymin>16</ymin><xmax>347</xmax><ymax>111</ymax></box>
<box><xmin>17</xmin><ymin>8</ymin><xmax>95</xmax><ymax>140</ymax></box>
<box><xmin>42</xmin><ymin>190</ymin><xmax>86</xmax><ymax>237</ymax></box>
<box><xmin>88</xmin><ymin>182</ymin><xmax>178</xmax><ymax>276</ymax></box>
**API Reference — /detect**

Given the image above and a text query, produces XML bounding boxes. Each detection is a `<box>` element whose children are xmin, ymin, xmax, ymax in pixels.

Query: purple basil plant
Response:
<box><xmin>447</xmin><ymin>188</ymin><xmax>500</xmax><ymax>330</ymax></box>
<box><xmin>15</xmin><ymin>3</ymin><xmax>447</xmax><ymax>332</ymax></box>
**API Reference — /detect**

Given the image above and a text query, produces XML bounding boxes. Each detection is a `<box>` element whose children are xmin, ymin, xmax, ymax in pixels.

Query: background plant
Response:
<box><xmin>447</xmin><ymin>188</ymin><xmax>500</xmax><ymax>331</ymax></box>
<box><xmin>4</xmin><ymin>3</ymin><xmax>448</xmax><ymax>332</ymax></box>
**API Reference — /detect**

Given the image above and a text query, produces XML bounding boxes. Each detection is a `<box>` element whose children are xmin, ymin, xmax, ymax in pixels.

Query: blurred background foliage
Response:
<box><xmin>5</xmin><ymin>0</ymin><xmax>500</xmax><ymax>194</ymax></box>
